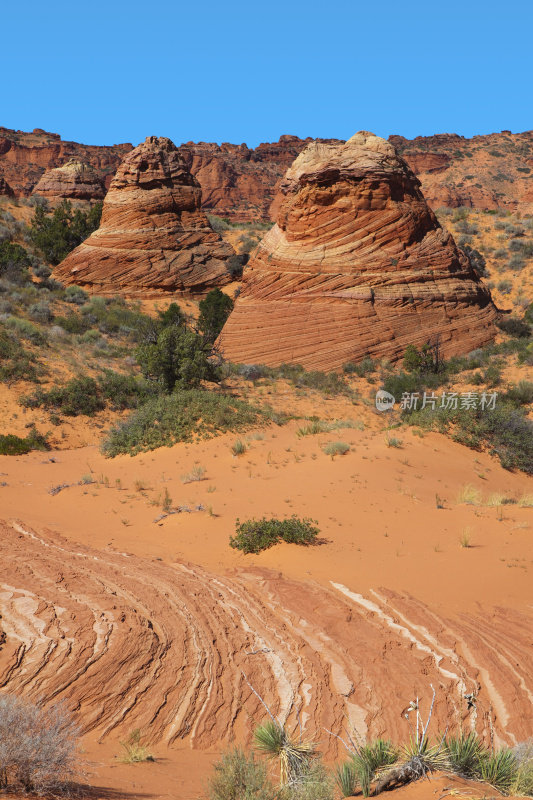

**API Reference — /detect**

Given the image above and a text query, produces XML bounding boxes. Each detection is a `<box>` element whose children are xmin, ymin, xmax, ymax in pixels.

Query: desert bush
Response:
<box><xmin>0</xmin><ymin>241</ymin><xmax>31</xmax><ymax>284</ymax></box>
<box><xmin>136</xmin><ymin>325</ymin><xmax>219</xmax><ymax>391</ymax></box>
<box><xmin>230</xmin><ymin>516</ymin><xmax>320</xmax><ymax>554</ymax></box>
<box><xmin>0</xmin><ymin>326</ymin><xmax>40</xmax><ymax>382</ymax></box>
<box><xmin>0</xmin><ymin>427</ymin><xmax>48</xmax><ymax>455</ymax></box>
<box><xmin>64</xmin><ymin>285</ymin><xmax>88</xmax><ymax>305</ymax></box>
<box><xmin>508</xmin><ymin>254</ymin><xmax>526</xmax><ymax>271</ymax></box>
<box><xmin>198</xmin><ymin>288</ymin><xmax>234</xmax><ymax>342</ymax></box>
<box><xmin>102</xmin><ymin>389</ymin><xmax>266</xmax><ymax>456</ymax></box>
<box><xmin>404</xmin><ymin>401</ymin><xmax>533</xmax><ymax>474</ymax></box>
<box><xmin>28</xmin><ymin>300</ymin><xmax>53</xmax><ymax>323</ymax></box>
<box><xmin>54</xmin><ymin>311</ymin><xmax>91</xmax><ymax>334</ymax></box>
<box><xmin>462</xmin><ymin>244</ymin><xmax>488</xmax><ymax>276</ymax></box>
<box><xmin>30</xmin><ymin>199</ymin><xmax>102</xmax><ymax>264</ymax></box>
<box><xmin>23</xmin><ymin>376</ymin><xmax>105</xmax><ymax>416</ymax></box>
<box><xmin>497</xmin><ymin>316</ymin><xmax>531</xmax><ymax>337</ymax></box>
<box><xmin>0</xmin><ymin>694</ymin><xmax>79</xmax><ymax>794</ymax></box>
<box><xmin>5</xmin><ymin>316</ymin><xmax>46</xmax><ymax>344</ymax></box>
<box><xmin>343</xmin><ymin>356</ymin><xmax>375</xmax><ymax>377</ymax></box>
<box><xmin>478</xmin><ymin>749</ymin><xmax>518</xmax><ymax>793</ymax></box>
<box><xmin>266</xmin><ymin>363</ymin><xmax>350</xmax><ymax>395</ymax></box>
<box><xmin>497</xmin><ymin>280</ymin><xmax>513</xmax><ymax>294</ymax></box>
<box><xmin>207</xmin><ymin>214</ymin><xmax>232</xmax><ymax>233</ymax></box>
<box><xmin>98</xmin><ymin>370</ymin><xmax>158</xmax><ymax>410</ymax></box>
<box><xmin>322</xmin><ymin>441</ymin><xmax>350</xmax><ymax>457</ymax></box>
<box><xmin>207</xmin><ymin>747</ymin><xmax>272</xmax><ymax>800</ymax></box>
<box><xmin>119</xmin><ymin>729</ymin><xmax>154</xmax><ymax>764</ymax></box>
<box><xmin>231</xmin><ymin>438</ymin><xmax>247</xmax><ymax>455</ymax></box>
<box><xmin>444</xmin><ymin>732</ymin><xmax>486</xmax><ymax>777</ymax></box>
<box><xmin>504</xmin><ymin>380</ymin><xmax>533</xmax><ymax>407</ymax></box>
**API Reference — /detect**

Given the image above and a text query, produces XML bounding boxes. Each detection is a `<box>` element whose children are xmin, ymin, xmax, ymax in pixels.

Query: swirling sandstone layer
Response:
<box><xmin>53</xmin><ymin>137</ymin><xmax>234</xmax><ymax>295</ymax></box>
<box><xmin>1</xmin><ymin>520</ymin><xmax>531</xmax><ymax>749</ymax></box>
<box><xmin>32</xmin><ymin>159</ymin><xmax>106</xmax><ymax>201</ymax></box>
<box><xmin>218</xmin><ymin>132</ymin><xmax>498</xmax><ymax>370</ymax></box>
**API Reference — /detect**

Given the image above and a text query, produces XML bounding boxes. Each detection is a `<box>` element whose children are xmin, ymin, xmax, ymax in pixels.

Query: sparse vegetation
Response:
<box><xmin>322</xmin><ymin>441</ymin><xmax>350</xmax><ymax>457</ymax></box>
<box><xmin>102</xmin><ymin>390</ymin><xmax>267</xmax><ymax>456</ymax></box>
<box><xmin>30</xmin><ymin>199</ymin><xmax>102</xmax><ymax>264</ymax></box>
<box><xmin>119</xmin><ymin>729</ymin><xmax>154</xmax><ymax>764</ymax></box>
<box><xmin>0</xmin><ymin>694</ymin><xmax>80</xmax><ymax>794</ymax></box>
<box><xmin>230</xmin><ymin>516</ymin><xmax>320</xmax><ymax>554</ymax></box>
<box><xmin>0</xmin><ymin>427</ymin><xmax>48</xmax><ymax>455</ymax></box>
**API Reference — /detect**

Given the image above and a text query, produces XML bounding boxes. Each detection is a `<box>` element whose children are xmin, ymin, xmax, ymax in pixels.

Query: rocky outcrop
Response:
<box><xmin>218</xmin><ymin>132</ymin><xmax>498</xmax><ymax>370</ymax></box>
<box><xmin>53</xmin><ymin>136</ymin><xmax>234</xmax><ymax>295</ymax></box>
<box><xmin>178</xmin><ymin>135</ymin><xmax>341</xmax><ymax>221</ymax></box>
<box><xmin>32</xmin><ymin>159</ymin><xmax>106</xmax><ymax>200</ymax></box>
<box><xmin>0</xmin><ymin>127</ymin><xmax>131</xmax><ymax>197</ymax></box>
<box><xmin>1</xmin><ymin>521</ymin><xmax>531</xmax><ymax>747</ymax></box>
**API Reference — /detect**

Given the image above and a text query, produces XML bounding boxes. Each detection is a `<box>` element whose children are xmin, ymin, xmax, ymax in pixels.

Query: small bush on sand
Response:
<box><xmin>0</xmin><ymin>694</ymin><xmax>80</xmax><ymax>794</ymax></box>
<box><xmin>207</xmin><ymin>747</ymin><xmax>272</xmax><ymax>800</ymax></box>
<box><xmin>103</xmin><ymin>390</ymin><xmax>266</xmax><ymax>456</ymax></box>
<box><xmin>230</xmin><ymin>516</ymin><xmax>320</xmax><ymax>554</ymax></box>
<box><xmin>119</xmin><ymin>729</ymin><xmax>154</xmax><ymax>764</ymax></box>
<box><xmin>0</xmin><ymin>427</ymin><xmax>48</xmax><ymax>455</ymax></box>
<box><xmin>322</xmin><ymin>441</ymin><xmax>350</xmax><ymax>457</ymax></box>
<box><xmin>444</xmin><ymin>732</ymin><xmax>486</xmax><ymax>777</ymax></box>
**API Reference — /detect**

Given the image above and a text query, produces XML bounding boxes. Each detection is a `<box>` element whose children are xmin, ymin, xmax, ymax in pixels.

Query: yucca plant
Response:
<box><xmin>353</xmin><ymin>740</ymin><xmax>398</xmax><ymax>796</ymax></box>
<box><xmin>334</xmin><ymin>760</ymin><xmax>356</xmax><ymax>797</ymax></box>
<box><xmin>478</xmin><ymin>749</ymin><xmax>518</xmax><ymax>793</ymax></box>
<box><xmin>254</xmin><ymin>720</ymin><xmax>316</xmax><ymax>787</ymax></box>
<box><xmin>444</xmin><ymin>731</ymin><xmax>486</xmax><ymax>776</ymax></box>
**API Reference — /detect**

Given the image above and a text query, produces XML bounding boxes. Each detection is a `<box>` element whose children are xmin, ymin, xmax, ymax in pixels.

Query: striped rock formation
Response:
<box><xmin>32</xmin><ymin>159</ymin><xmax>106</xmax><ymax>201</ymax></box>
<box><xmin>218</xmin><ymin>132</ymin><xmax>498</xmax><ymax>370</ymax></box>
<box><xmin>54</xmin><ymin>136</ymin><xmax>234</xmax><ymax>295</ymax></box>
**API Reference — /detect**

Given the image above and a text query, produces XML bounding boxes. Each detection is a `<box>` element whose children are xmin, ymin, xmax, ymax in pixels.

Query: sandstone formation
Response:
<box><xmin>218</xmin><ymin>132</ymin><xmax>498</xmax><ymax>370</ymax></box>
<box><xmin>1</xmin><ymin>520</ymin><xmax>531</xmax><ymax>748</ymax></box>
<box><xmin>0</xmin><ymin>126</ymin><xmax>131</xmax><ymax>198</ymax></box>
<box><xmin>53</xmin><ymin>136</ymin><xmax>234</xmax><ymax>295</ymax></box>
<box><xmin>0</xmin><ymin>176</ymin><xmax>13</xmax><ymax>196</ymax></box>
<box><xmin>2</xmin><ymin>125</ymin><xmax>533</xmax><ymax>217</ymax></box>
<box><xmin>178</xmin><ymin>135</ymin><xmax>341</xmax><ymax>221</ymax></box>
<box><xmin>32</xmin><ymin>159</ymin><xmax>106</xmax><ymax>200</ymax></box>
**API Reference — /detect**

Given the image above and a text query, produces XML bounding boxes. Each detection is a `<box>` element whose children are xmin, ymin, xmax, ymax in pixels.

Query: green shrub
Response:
<box><xmin>98</xmin><ymin>371</ymin><xmax>158</xmax><ymax>410</ymax></box>
<box><xmin>322</xmin><ymin>441</ymin><xmax>350</xmax><ymax>457</ymax></box>
<box><xmin>504</xmin><ymin>380</ymin><xmax>533</xmax><ymax>407</ymax></box>
<box><xmin>208</xmin><ymin>747</ymin><xmax>272</xmax><ymax>800</ymax></box>
<box><xmin>343</xmin><ymin>357</ymin><xmax>375</xmax><ymax>377</ymax></box>
<box><xmin>497</xmin><ymin>316</ymin><xmax>531</xmax><ymax>338</ymax></box>
<box><xmin>102</xmin><ymin>389</ymin><xmax>266</xmax><ymax>456</ymax></box>
<box><xmin>30</xmin><ymin>199</ymin><xmax>102</xmax><ymax>265</ymax></box>
<box><xmin>136</xmin><ymin>325</ymin><xmax>219</xmax><ymax>392</ymax></box>
<box><xmin>0</xmin><ymin>427</ymin><xmax>48</xmax><ymax>455</ymax></box>
<box><xmin>230</xmin><ymin>516</ymin><xmax>320</xmax><ymax>554</ymax></box>
<box><xmin>198</xmin><ymin>288</ymin><xmax>234</xmax><ymax>342</ymax></box>
<box><xmin>478</xmin><ymin>749</ymin><xmax>518</xmax><ymax>793</ymax></box>
<box><xmin>444</xmin><ymin>732</ymin><xmax>486</xmax><ymax>777</ymax></box>
<box><xmin>0</xmin><ymin>327</ymin><xmax>39</xmax><ymax>382</ymax></box>
<box><xmin>5</xmin><ymin>316</ymin><xmax>46</xmax><ymax>344</ymax></box>
<box><xmin>23</xmin><ymin>376</ymin><xmax>105</xmax><ymax>416</ymax></box>
<box><xmin>54</xmin><ymin>312</ymin><xmax>91</xmax><ymax>334</ymax></box>
<box><xmin>0</xmin><ymin>241</ymin><xmax>31</xmax><ymax>284</ymax></box>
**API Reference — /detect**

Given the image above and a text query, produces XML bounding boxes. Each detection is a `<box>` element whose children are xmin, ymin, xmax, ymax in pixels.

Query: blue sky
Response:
<box><xmin>2</xmin><ymin>0</ymin><xmax>532</xmax><ymax>148</ymax></box>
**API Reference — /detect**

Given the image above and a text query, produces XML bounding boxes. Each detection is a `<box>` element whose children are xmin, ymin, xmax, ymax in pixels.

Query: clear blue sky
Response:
<box><xmin>2</xmin><ymin>0</ymin><xmax>532</xmax><ymax>149</ymax></box>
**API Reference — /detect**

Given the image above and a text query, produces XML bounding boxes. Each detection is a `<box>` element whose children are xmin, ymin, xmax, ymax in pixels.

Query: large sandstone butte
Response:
<box><xmin>54</xmin><ymin>136</ymin><xmax>235</xmax><ymax>295</ymax></box>
<box><xmin>218</xmin><ymin>132</ymin><xmax>498</xmax><ymax>370</ymax></box>
<box><xmin>32</xmin><ymin>159</ymin><xmax>106</xmax><ymax>201</ymax></box>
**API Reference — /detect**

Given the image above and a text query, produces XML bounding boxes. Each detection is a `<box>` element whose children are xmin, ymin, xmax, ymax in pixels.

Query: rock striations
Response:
<box><xmin>218</xmin><ymin>132</ymin><xmax>498</xmax><ymax>370</ymax></box>
<box><xmin>53</xmin><ymin>136</ymin><xmax>235</xmax><ymax>295</ymax></box>
<box><xmin>32</xmin><ymin>159</ymin><xmax>106</xmax><ymax>201</ymax></box>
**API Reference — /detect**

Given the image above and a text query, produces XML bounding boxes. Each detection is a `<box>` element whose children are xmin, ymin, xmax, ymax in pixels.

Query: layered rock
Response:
<box><xmin>218</xmin><ymin>132</ymin><xmax>498</xmax><ymax>370</ymax></box>
<box><xmin>32</xmin><ymin>159</ymin><xmax>106</xmax><ymax>200</ymax></box>
<box><xmin>53</xmin><ymin>136</ymin><xmax>235</xmax><ymax>295</ymax></box>
<box><xmin>0</xmin><ymin>126</ymin><xmax>131</xmax><ymax>197</ymax></box>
